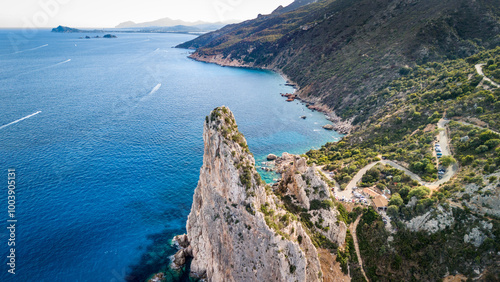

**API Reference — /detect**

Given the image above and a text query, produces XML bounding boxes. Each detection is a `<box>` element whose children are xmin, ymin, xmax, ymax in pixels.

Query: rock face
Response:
<box><xmin>458</xmin><ymin>174</ymin><xmax>500</xmax><ymax>217</ymax></box>
<box><xmin>178</xmin><ymin>107</ymin><xmax>324</xmax><ymax>281</ymax></box>
<box><xmin>404</xmin><ymin>204</ymin><xmax>455</xmax><ymax>234</ymax></box>
<box><xmin>275</xmin><ymin>153</ymin><xmax>347</xmax><ymax>246</ymax></box>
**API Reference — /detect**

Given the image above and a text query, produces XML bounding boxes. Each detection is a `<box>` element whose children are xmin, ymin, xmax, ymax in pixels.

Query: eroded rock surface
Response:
<box><xmin>175</xmin><ymin>107</ymin><xmax>331</xmax><ymax>281</ymax></box>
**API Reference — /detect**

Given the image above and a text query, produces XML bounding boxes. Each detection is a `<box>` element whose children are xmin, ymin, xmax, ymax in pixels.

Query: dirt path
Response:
<box><xmin>343</xmin><ymin>119</ymin><xmax>457</xmax><ymax>191</ymax></box>
<box><xmin>350</xmin><ymin>214</ymin><xmax>369</xmax><ymax>282</ymax></box>
<box><xmin>475</xmin><ymin>63</ymin><xmax>499</xmax><ymax>88</ymax></box>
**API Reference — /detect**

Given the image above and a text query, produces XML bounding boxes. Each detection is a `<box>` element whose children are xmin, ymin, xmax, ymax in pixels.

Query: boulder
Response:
<box><xmin>173</xmin><ymin>249</ymin><xmax>187</xmax><ymax>266</ymax></box>
<box><xmin>322</xmin><ymin>124</ymin><xmax>334</xmax><ymax>130</ymax></box>
<box><xmin>266</xmin><ymin>154</ymin><xmax>277</xmax><ymax>160</ymax></box>
<box><xmin>174</xmin><ymin>234</ymin><xmax>190</xmax><ymax>248</ymax></box>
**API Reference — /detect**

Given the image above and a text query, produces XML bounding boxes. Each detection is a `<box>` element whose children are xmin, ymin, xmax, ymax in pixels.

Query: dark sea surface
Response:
<box><xmin>0</xmin><ymin>30</ymin><xmax>342</xmax><ymax>281</ymax></box>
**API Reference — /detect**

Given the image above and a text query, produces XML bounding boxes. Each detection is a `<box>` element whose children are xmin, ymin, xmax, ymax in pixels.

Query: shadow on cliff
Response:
<box><xmin>125</xmin><ymin>229</ymin><xmax>197</xmax><ymax>282</ymax></box>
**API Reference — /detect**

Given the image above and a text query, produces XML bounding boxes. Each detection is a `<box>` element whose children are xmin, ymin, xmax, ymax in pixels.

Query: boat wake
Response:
<box><xmin>3</xmin><ymin>59</ymin><xmax>72</xmax><ymax>79</ymax></box>
<box><xmin>0</xmin><ymin>44</ymin><xmax>49</xmax><ymax>56</ymax></box>
<box><xmin>0</xmin><ymin>111</ymin><xmax>42</xmax><ymax>130</ymax></box>
<box><xmin>149</xmin><ymin>83</ymin><xmax>161</xmax><ymax>95</ymax></box>
<box><xmin>14</xmin><ymin>44</ymin><xmax>49</xmax><ymax>54</ymax></box>
<box><xmin>53</xmin><ymin>59</ymin><xmax>71</xmax><ymax>66</ymax></box>
<box><xmin>140</xmin><ymin>83</ymin><xmax>162</xmax><ymax>102</ymax></box>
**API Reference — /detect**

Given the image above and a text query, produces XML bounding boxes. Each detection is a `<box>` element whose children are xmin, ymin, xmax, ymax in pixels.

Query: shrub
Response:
<box><xmin>408</xmin><ymin>186</ymin><xmax>430</xmax><ymax>199</ymax></box>
<box><xmin>485</xmin><ymin>139</ymin><xmax>500</xmax><ymax>149</ymax></box>
<box><xmin>440</xmin><ymin>155</ymin><xmax>456</xmax><ymax>167</ymax></box>
<box><xmin>388</xmin><ymin>193</ymin><xmax>403</xmax><ymax>206</ymax></box>
<box><xmin>476</xmin><ymin>145</ymin><xmax>489</xmax><ymax>153</ymax></box>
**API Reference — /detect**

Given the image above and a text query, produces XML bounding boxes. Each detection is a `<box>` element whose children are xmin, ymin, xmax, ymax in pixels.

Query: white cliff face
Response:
<box><xmin>405</xmin><ymin>205</ymin><xmax>455</xmax><ymax>234</ymax></box>
<box><xmin>457</xmin><ymin>174</ymin><xmax>500</xmax><ymax>217</ymax></box>
<box><xmin>276</xmin><ymin>153</ymin><xmax>347</xmax><ymax>247</ymax></box>
<box><xmin>181</xmin><ymin>107</ymin><xmax>323</xmax><ymax>281</ymax></box>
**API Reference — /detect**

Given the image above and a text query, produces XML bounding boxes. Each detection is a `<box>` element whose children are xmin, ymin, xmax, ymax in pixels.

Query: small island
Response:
<box><xmin>51</xmin><ymin>25</ymin><xmax>82</xmax><ymax>33</ymax></box>
<box><xmin>51</xmin><ymin>25</ymin><xmax>105</xmax><ymax>33</ymax></box>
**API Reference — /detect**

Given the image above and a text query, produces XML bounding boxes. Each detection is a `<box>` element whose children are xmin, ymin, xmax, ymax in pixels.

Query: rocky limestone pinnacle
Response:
<box><xmin>172</xmin><ymin>106</ymin><xmax>347</xmax><ymax>281</ymax></box>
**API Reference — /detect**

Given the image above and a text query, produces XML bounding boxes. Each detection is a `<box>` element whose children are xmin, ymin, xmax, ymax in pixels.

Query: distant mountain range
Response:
<box><xmin>51</xmin><ymin>21</ymin><xmax>229</xmax><ymax>35</ymax></box>
<box><xmin>115</xmin><ymin>17</ymin><xmax>236</xmax><ymax>29</ymax></box>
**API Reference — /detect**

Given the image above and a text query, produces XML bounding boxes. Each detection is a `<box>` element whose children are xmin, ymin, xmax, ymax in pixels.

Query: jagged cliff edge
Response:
<box><xmin>168</xmin><ymin>106</ymin><xmax>346</xmax><ymax>281</ymax></box>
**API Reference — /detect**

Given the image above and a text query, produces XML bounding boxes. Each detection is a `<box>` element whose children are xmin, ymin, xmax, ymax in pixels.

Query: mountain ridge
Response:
<box><xmin>177</xmin><ymin>0</ymin><xmax>500</xmax><ymax>123</ymax></box>
<box><xmin>115</xmin><ymin>17</ymin><xmax>236</xmax><ymax>28</ymax></box>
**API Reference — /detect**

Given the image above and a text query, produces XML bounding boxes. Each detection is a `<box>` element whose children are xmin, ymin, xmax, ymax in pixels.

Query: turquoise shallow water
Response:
<box><xmin>0</xmin><ymin>30</ymin><xmax>342</xmax><ymax>281</ymax></box>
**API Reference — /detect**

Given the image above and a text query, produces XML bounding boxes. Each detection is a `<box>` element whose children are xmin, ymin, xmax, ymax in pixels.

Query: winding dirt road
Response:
<box><xmin>344</xmin><ymin>119</ymin><xmax>457</xmax><ymax>191</ymax></box>
<box><xmin>475</xmin><ymin>63</ymin><xmax>499</xmax><ymax>88</ymax></box>
<box><xmin>318</xmin><ymin>119</ymin><xmax>460</xmax><ymax>281</ymax></box>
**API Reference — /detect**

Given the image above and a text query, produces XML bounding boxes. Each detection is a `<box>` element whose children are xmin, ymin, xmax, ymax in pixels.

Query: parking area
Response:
<box><xmin>434</xmin><ymin>142</ymin><xmax>447</xmax><ymax>179</ymax></box>
<box><xmin>332</xmin><ymin>185</ymin><xmax>371</xmax><ymax>206</ymax></box>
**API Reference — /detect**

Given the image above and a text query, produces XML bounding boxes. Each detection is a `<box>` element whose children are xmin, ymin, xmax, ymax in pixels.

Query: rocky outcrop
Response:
<box><xmin>322</xmin><ymin>124</ymin><xmax>334</xmax><ymax>130</ymax></box>
<box><xmin>456</xmin><ymin>174</ymin><xmax>500</xmax><ymax>217</ymax></box>
<box><xmin>267</xmin><ymin>154</ymin><xmax>278</xmax><ymax>161</ymax></box>
<box><xmin>275</xmin><ymin>153</ymin><xmax>347</xmax><ymax>246</ymax></box>
<box><xmin>404</xmin><ymin>204</ymin><xmax>455</xmax><ymax>234</ymax></box>
<box><xmin>175</xmin><ymin>107</ymin><xmax>325</xmax><ymax>281</ymax></box>
<box><xmin>189</xmin><ymin>53</ymin><xmax>251</xmax><ymax>68</ymax></box>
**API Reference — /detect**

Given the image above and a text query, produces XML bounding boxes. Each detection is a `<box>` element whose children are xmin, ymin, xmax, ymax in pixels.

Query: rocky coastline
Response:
<box><xmin>188</xmin><ymin>52</ymin><xmax>353</xmax><ymax>135</ymax></box>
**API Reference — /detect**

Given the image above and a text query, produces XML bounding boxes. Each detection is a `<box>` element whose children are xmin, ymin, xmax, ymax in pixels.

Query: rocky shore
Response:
<box><xmin>189</xmin><ymin>53</ymin><xmax>353</xmax><ymax>135</ymax></box>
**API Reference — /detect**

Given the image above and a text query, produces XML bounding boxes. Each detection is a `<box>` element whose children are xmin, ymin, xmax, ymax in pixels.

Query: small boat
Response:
<box><xmin>301</xmin><ymin>116</ymin><xmax>306</xmax><ymax>119</ymax></box>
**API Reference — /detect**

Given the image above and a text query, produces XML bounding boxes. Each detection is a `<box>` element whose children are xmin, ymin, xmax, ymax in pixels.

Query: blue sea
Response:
<box><xmin>0</xmin><ymin>29</ymin><xmax>342</xmax><ymax>281</ymax></box>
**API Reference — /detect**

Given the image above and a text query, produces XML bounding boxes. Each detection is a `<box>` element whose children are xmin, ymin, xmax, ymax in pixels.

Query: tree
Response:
<box><xmin>387</xmin><ymin>205</ymin><xmax>399</xmax><ymax>218</ymax></box>
<box><xmin>425</xmin><ymin>163</ymin><xmax>436</xmax><ymax>173</ymax></box>
<box><xmin>440</xmin><ymin>155</ymin><xmax>456</xmax><ymax>167</ymax></box>
<box><xmin>388</xmin><ymin>193</ymin><xmax>403</xmax><ymax>207</ymax></box>
<box><xmin>408</xmin><ymin>186</ymin><xmax>430</xmax><ymax>199</ymax></box>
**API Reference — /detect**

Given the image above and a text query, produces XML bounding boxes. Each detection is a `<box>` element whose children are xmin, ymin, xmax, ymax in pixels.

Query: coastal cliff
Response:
<box><xmin>172</xmin><ymin>106</ymin><xmax>347</xmax><ymax>281</ymax></box>
<box><xmin>178</xmin><ymin>0</ymin><xmax>500</xmax><ymax>123</ymax></box>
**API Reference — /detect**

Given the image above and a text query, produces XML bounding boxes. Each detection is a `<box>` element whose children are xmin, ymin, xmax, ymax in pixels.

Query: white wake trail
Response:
<box><xmin>53</xmin><ymin>59</ymin><xmax>71</xmax><ymax>66</ymax></box>
<box><xmin>8</xmin><ymin>59</ymin><xmax>72</xmax><ymax>78</ymax></box>
<box><xmin>0</xmin><ymin>44</ymin><xmax>49</xmax><ymax>57</ymax></box>
<box><xmin>149</xmin><ymin>83</ymin><xmax>161</xmax><ymax>95</ymax></box>
<box><xmin>0</xmin><ymin>111</ymin><xmax>42</xmax><ymax>130</ymax></box>
<box><xmin>138</xmin><ymin>83</ymin><xmax>162</xmax><ymax>104</ymax></box>
<box><xmin>15</xmin><ymin>44</ymin><xmax>49</xmax><ymax>54</ymax></box>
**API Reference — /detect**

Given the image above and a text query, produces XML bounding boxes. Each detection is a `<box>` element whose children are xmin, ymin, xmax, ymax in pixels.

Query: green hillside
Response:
<box><xmin>305</xmin><ymin>47</ymin><xmax>500</xmax><ymax>281</ymax></box>
<box><xmin>178</xmin><ymin>0</ymin><xmax>500</xmax><ymax>121</ymax></box>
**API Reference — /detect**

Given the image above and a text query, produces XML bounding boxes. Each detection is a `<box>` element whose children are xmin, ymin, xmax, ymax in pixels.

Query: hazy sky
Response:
<box><xmin>0</xmin><ymin>0</ymin><xmax>294</xmax><ymax>28</ymax></box>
